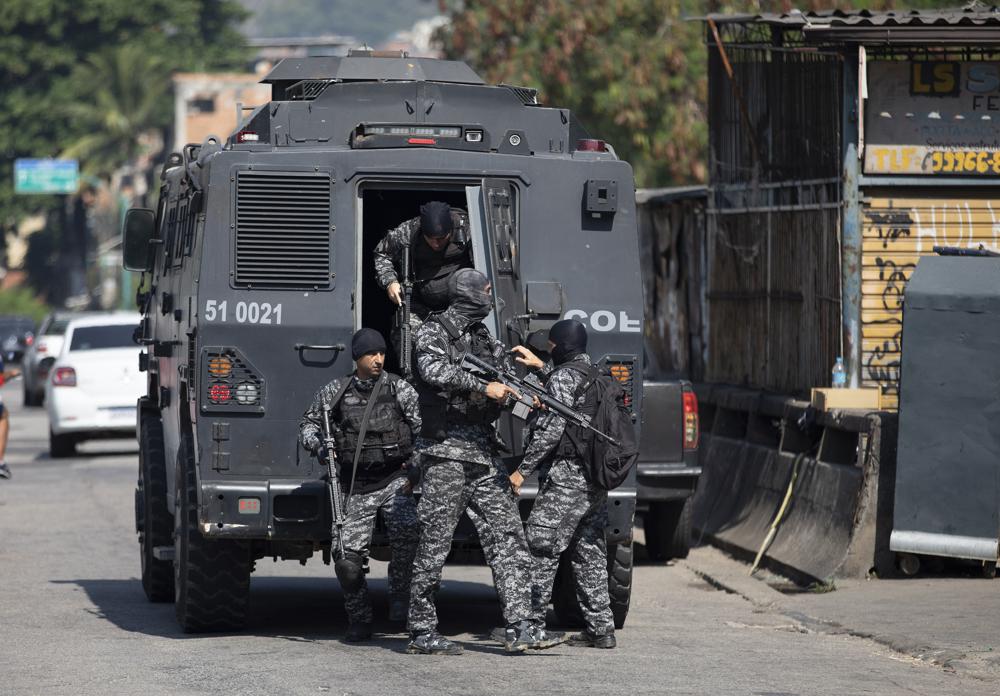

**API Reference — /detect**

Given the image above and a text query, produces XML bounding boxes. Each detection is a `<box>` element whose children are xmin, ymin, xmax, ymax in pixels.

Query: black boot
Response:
<box><xmin>567</xmin><ymin>630</ymin><xmax>616</xmax><ymax>649</ymax></box>
<box><xmin>406</xmin><ymin>631</ymin><xmax>463</xmax><ymax>655</ymax></box>
<box><xmin>345</xmin><ymin>623</ymin><xmax>372</xmax><ymax>642</ymax></box>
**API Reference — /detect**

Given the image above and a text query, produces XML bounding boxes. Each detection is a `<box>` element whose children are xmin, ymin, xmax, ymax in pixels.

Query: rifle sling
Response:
<box><xmin>345</xmin><ymin>371</ymin><xmax>387</xmax><ymax>507</ymax></box>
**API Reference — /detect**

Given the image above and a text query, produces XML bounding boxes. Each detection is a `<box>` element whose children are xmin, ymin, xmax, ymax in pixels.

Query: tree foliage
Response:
<box><xmin>439</xmin><ymin>0</ymin><xmax>965</xmax><ymax>188</ymax></box>
<box><xmin>0</xmin><ymin>1</ymin><xmax>249</xmax><ymax>228</ymax></box>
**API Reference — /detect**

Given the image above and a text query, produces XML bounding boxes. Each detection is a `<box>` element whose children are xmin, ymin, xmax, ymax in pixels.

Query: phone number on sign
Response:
<box><xmin>924</xmin><ymin>150</ymin><xmax>1000</xmax><ymax>174</ymax></box>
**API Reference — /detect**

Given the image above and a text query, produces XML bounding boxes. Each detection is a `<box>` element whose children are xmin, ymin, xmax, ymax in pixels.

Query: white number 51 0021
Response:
<box><xmin>204</xmin><ymin>300</ymin><xmax>282</xmax><ymax>325</ymax></box>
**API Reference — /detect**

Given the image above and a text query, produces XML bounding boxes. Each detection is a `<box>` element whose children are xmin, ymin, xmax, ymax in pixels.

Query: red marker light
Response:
<box><xmin>238</xmin><ymin>498</ymin><xmax>261</xmax><ymax>514</ymax></box>
<box><xmin>408</xmin><ymin>137</ymin><xmax>436</xmax><ymax>145</ymax></box>
<box><xmin>209</xmin><ymin>383</ymin><xmax>231</xmax><ymax>403</ymax></box>
<box><xmin>576</xmin><ymin>139</ymin><xmax>608</xmax><ymax>152</ymax></box>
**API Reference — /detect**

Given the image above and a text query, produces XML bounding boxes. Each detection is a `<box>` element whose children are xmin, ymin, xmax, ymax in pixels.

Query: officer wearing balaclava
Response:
<box><xmin>403</xmin><ymin>268</ymin><xmax>560</xmax><ymax>656</ymax></box>
<box><xmin>510</xmin><ymin>318</ymin><xmax>619</xmax><ymax>650</ymax></box>
<box><xmin>373</xmin><ymin>201</ymin><xmax>474</xmax><ymax>317</ymax></box>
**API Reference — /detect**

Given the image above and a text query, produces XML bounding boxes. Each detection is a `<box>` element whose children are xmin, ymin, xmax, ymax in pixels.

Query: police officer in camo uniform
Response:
<box><xmin>374</xmin><ymin>202</ymin><xmax>473</xmax><ymax>357</ymax></box>
<box><xmin>509</xmin><ymin>319</ymin><xmax>618</xmax><ymax>649</ymax></box>
<box><xmin>406</xmin><ymin>269</ymin><xmax>560</xmax><ymax>655</ymax></box>
<box><xmin>299</xmin><ymin>328</ymin><xmax>421</xmax><ymax>642</ymax></box>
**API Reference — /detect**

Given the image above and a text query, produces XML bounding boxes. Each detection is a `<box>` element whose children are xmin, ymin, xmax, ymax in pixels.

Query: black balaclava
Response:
<box><xmin>448</xmin><ymin>268</ymin><xmax>492</xmax><ymax>322</ymax></box>
<box><xmin>420</xmin><ymin>201</ymin><xmax>454</xmax><ymax>239</ymax></box>
<box><xmin>351</xmin><ymin>328</ymin><xmax>386</xmax><ymax>360</ymax></box>
<box><xmin>549</xmin><ymin>319</ymin><xmax>587</xmax><ymax>365</ymax></box>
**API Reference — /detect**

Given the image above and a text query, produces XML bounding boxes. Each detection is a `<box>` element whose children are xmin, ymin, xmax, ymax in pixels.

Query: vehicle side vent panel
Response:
<box><xmin>234</xmin><ymin>172</ymin><xmax>332</xmax><ymax>288</ymax></box>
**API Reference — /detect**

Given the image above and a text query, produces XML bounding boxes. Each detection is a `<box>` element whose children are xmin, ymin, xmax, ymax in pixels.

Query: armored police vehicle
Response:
<box><xmin>123</xmin><ymin>51</ymin><xmax>645</xmax><ymax>632</ymax></box>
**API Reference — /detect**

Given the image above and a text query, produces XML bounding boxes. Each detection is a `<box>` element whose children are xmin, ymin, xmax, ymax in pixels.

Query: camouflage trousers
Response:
<box><xmin>407</xmin><ymin>457</ymin><xmax>532</xmax><ymax>634</ymax></box>
<box><xmin>526</xmin><ymin>458</ymin><xmax>615</xmax><ymax>636</ymax></box>
<box><xmin>338</xmin><ymin>476</ymin><xmax>419</xmax><ymax>625</ymax></box>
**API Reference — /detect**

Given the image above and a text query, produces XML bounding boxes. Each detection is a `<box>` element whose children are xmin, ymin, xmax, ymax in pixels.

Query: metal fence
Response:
<box><xmin>704</xmin><ymin>25</ymin><xmax>844</xmax><ymax>395</ymax></box>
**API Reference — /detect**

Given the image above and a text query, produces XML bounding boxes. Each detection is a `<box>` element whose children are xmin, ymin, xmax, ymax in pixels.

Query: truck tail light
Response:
<box><xmin>682</xmin><ymin>389</ymin><xmax>699</xmax><ymax>450</ymax></box>
<box><xmin>52</xmin><ymin>366</ymin><xmax>77</xmax><ymax>387</ymax></box>
<box><xmin>203</xmin><ymin>349</ymin><xmax>264</xmax><ymax>411</ymax></box>
<box><xmin>606</xmin><ymin>358</ymin><xmax>635</xmax><ymax>410</ymax></box>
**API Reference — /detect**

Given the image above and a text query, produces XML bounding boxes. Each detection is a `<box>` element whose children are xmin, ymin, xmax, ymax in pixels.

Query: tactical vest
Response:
<box><xmin>410</xmin><ymin>214</ymin><xmax>472</xmax><ymax>311</ymax></box>
<box><xmin>417</xmin><ymin>313</ymin><xmax>501</xmax><ymax>441</ymax></box>
<box><xmin>333</xmin><ymin>374</ymin><xmax>413</xmax><ymax>469</ymax></box>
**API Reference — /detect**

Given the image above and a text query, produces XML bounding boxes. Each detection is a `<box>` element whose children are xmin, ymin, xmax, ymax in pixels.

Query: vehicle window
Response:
<box><xmin>44</xmin><ymin>319</ymin><xmax>70</xmax><ymax>335</ymax></box>
<box><xmin>69</xmin><ymin>325</ymin><xmax>136</xmax><ymax>351</ymax></box>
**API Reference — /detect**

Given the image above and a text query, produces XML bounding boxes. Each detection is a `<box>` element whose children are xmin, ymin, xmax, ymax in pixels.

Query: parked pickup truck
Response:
<box><xmin>637</xmin><ymin>380</ymin><xmax>700</xmax><ymax>560</ymax></box>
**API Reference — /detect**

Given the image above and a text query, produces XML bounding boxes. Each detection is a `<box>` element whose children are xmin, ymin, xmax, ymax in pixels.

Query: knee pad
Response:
<box><xmin>334</xmin><ymin>551</ymin><xmax>366</xmax><ymax>592</ymax></box>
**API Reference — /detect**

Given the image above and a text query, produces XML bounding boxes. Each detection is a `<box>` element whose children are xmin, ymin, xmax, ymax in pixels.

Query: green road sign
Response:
<box><xmin>15</xmin><ymin>158</ymin><xmax>79</xmax><ymax>194</ymax></box>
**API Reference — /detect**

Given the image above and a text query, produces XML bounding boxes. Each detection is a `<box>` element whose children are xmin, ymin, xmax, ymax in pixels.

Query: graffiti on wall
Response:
<box><xmin>862</xmin><ymin>197</ymin><xmax>1000</xmax><ymax>407</ymax></box>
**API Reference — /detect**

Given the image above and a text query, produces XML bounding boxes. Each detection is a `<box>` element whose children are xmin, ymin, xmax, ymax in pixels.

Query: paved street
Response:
<box><xmin>0</xmin><ymin>381</ymin><xmax>989</xmax><ymax>695</ymax></box>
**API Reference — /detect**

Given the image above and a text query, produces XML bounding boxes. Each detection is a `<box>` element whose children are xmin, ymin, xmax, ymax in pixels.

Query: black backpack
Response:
<box><xmin>558</xmin><ymin>363</ymin><xmax>640</xmax><ymax>490</ymax></box>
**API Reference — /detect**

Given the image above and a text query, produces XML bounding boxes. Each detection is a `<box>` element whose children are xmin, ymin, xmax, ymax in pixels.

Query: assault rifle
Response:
<box><xmin>320</xmin><ymin>401</ymin><xmax>347</xmax><ymax>559</ymax></box>
<box><xmin>458</xmin><ymin>353</ymin><xmax>621</xmax><ymax>447</ymax></box>
<box><xmin>398</xmin><ymin>245</ymin><xmax>414</xmax><ymax>379</ymax></box>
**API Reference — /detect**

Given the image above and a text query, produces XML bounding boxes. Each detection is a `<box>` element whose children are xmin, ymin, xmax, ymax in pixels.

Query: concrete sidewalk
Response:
<box><xmin>682</xmin><ymin>546</ymin><xmax>1000</xmax><ymax>683</ymax></box>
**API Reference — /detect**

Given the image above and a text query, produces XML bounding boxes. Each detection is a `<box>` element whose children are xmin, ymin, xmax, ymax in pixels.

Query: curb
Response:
<box><xmin>683</xmin><ymin>547</ymin><xmax>998</xmax><ymax>683</ymax></box>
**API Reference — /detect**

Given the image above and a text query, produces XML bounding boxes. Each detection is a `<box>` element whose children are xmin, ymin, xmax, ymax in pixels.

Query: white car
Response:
<box><xmin>45</xmin><ymin>312</ymin><xmax>143</xmax><ymax>457</ymax></box>
<box><xmin>22</xmin><ymin>312</ymin><xmax>74</xmax><ymax>406</ymax></box>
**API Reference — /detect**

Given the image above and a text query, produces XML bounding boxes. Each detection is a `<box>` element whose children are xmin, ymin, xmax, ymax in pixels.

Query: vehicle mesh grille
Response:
<box><xmin>235</xmin><ymin>172</ymin><xmax>332</xmax><ymax>288</ymax></box>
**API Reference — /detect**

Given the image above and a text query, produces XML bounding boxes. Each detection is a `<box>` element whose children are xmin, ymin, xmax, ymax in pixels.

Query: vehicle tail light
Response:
<box><xmin>37</xmin><ymin>344</ymin><xmax>47</xmax><ymax>354</ymax></box>
<box><xmin>52</xmin><ymin>367</ymin><xmax>77</xmax><ymax>387</ymax></box>
<box><xmin>236</xmin><ymin>130</ymin><xmax>259</xmax><ymax>143</ymax></box>
<box><xmin>682</xmin><ymin>389</ymin><xmax>699</xmax><ymax>450</ymax></box>
<box><xmin>203</xmin><ymin>349</ymin><xmax>263</xmax><ymax>411</ymax></box>
<box><xmin>607</xmin><ymin>359</ymin><xmax>635</xmax><ymax>410</ymax></box>
<box><xmin>24</xmin><ymin>335</ymin><xmax>34</xmax><ymax>347</ymax></box>
<box><xmin>208</xmin><ymin>383</ymin><xmax>231</xmax><ymax>403</ymax></box>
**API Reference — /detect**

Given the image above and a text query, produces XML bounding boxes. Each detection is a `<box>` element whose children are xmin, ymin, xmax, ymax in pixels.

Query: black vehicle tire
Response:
<box><xmin>23</xmin><ymin>383</ymin><xmax>40</xmax><ymax>407</ymax></box>
<box><xmin>174</xmin><ymin>433</ymin><xmax>251</xmax><ymax>633</ymax></box>
<box><xmin>607</xmin><ymin>541</ymin><xmax>633</xmax><ymax>629</ymax></box>
<box><xmin>137</xmin><ymin>415</ymin><xmax>174</xmax><ymax>602</ymax></box>
<box><xmin>644</xmin><ymin>498</ymin><xmax>692</xmax><ymax>562</ymax></box>
<box><xmin>49</xmin><ymin>429</ymin><xmax>76</xmax><ymax>458</ymax></box>
<box><xmin>552</xmin><ymin>541</ymin><xmax>634</xmax><ymax>630</ymax></box>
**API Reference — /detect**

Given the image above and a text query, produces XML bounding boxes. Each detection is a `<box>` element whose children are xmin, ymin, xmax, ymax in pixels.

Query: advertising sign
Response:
<box><xmin>864</xmin><ymin>62</ymin><xmax>1000</xmax><ymax>176</ymax></box>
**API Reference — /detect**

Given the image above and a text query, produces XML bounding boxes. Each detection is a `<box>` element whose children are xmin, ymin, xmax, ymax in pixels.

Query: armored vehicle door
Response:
<box><xmin>465</xmin><ymin>179</ymin><xmax>523</xmax><ymax>344</ymax></box>
<box><xmin>466</xmin><ymin>179</ymin><xmax>529</xmax><ymax>454</ymax></box>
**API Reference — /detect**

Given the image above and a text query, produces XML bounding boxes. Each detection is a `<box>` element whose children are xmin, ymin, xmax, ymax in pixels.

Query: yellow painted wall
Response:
<box><xmin>862</xmin><ymin>193</ymin><xmax>1000</xmax><ymax>409</ymax></box>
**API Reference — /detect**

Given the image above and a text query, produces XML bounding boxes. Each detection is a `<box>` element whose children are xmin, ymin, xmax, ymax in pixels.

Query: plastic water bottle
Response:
<box><xmin>831</xmin><ymin>357</ymin><xmax>847</xmax><ymax>389</ymax></box>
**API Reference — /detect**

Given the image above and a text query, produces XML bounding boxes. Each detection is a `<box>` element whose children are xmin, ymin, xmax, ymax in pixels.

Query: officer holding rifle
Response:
<box><xmin>373</xmin><ymin>201</ymin><xmax>473</xmax><ymax>378</ymax></box>
<box><xmin>299</xmin><ymin>329</ymin><xmax>421</xmax><ymax>642</ymax></box>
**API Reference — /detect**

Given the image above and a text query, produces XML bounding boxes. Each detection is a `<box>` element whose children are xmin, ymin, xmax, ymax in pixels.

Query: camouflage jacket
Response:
<box><xmin>414</xmin><ymin>308</ymin><xmax>515</xmax><ymax>465</ymax></box>
<box><xmin>299</xmin><ymin>372</ymin><xmax>421</xmax><ymax>455</ymax></box>
<box><xmin>517</xmin><ymin>353</ymin><xmax>593</xmax><ymax>479</ymax></box>
<box><xmin>372</xmin><ymin>209</ymin><xmax>471</xmax><ymax>289</ymax></box>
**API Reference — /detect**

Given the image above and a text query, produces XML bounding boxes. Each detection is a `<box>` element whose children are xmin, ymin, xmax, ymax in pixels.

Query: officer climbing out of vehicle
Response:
<box><xmin>406</xmin><ymin>268</ymin><xmax>560</xmax><ymax>655</ymax></box>
<box><xmin>373</xmin><ymin>202</ymin><xmax>473</xmax><ymax>375</ymax></box>
<box><xmin>299</xmin><ymin>328</ymin><xmax>421</xmax><ymax>642</ymax></box>
<box><xmin>510</xmin><ymin>319</ymin><xmax>618</xmax><ymax>649</ymax></box>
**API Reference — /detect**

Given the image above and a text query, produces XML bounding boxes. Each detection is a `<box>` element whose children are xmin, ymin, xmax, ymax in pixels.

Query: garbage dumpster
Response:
<box><xmin>890</xmin><ymin>256</ymin><xmax>1000</xmax><ymax>567</ymax></box>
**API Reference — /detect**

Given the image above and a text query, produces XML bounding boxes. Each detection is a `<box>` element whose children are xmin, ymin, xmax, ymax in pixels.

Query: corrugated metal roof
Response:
<box><xmin>704</xmin><ymin>5</ymin><xmax>1000</xmax><ymax>28</ymax></box>
<box><xmin>702</xmin><ymin>5</ymin><xmax>1000</xmax><ymax>44</ymax></box>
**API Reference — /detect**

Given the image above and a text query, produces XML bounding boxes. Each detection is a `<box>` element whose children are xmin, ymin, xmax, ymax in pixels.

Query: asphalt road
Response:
<box><xmin>0</xmin><ymin>381</ymin><xmax>980</xmax><ymax>695</ymax></box>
